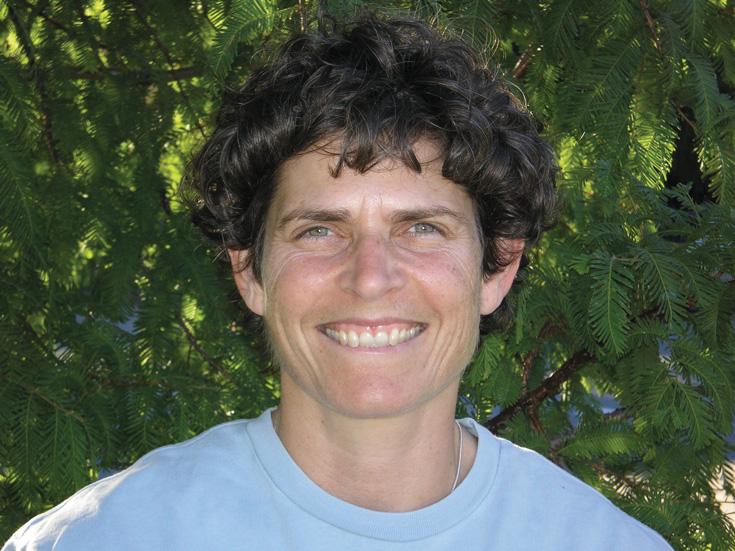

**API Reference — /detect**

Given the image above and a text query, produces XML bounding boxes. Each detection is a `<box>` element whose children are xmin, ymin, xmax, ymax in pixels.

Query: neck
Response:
<box><xmin>274</xmin><ymin>382</ymin><xmax>477</xmax><ymax>512</ymax></box>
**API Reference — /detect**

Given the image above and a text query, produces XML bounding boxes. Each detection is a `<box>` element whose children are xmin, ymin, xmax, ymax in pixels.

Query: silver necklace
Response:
<box><xmin>451</xmin><ymin>419</ymin><xmax>463</xmax><ymax>493</ymax></box>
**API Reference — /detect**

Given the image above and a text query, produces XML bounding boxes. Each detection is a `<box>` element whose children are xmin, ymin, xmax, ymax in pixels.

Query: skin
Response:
<box><xmin>230</xmin><ymin>142</ymin><xmax>521</xmax><ymax>512</ymax></box>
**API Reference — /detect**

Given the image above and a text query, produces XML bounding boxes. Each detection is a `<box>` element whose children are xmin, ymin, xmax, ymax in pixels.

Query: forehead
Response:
<box><xmin>269</xmin><ymin>144</ymin><xmax>476</xmax><ymax>225</ymax></box>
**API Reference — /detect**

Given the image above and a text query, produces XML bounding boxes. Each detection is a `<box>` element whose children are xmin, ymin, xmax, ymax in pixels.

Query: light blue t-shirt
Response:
<box><xmin>4</xmin><ymin>409</ymin><xmax>672</xmax><ymax>550</ymax></box>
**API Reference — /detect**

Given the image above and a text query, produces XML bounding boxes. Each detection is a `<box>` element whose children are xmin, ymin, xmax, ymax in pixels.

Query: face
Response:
<box><xmin>231</xmin><ymin>144</ymin><xmax>520</xmax><ymax>419</ymax></box>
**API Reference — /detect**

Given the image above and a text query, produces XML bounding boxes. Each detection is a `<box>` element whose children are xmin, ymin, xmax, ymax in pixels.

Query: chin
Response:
<box><xmin>326</xmin><ymin>382</ymin><xmax>429</xmax><ymax>420</ymax></box>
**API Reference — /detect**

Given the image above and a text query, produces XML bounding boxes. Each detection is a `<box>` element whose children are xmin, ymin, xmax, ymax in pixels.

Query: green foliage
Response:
<box><xmin>1</xmin><ymin>1</ymin><xmax>734</xmax><ymax>549</ymax></box>
<box><xmin>458</xmin><ymin>2</ymin><xmax>735</xmax><ymax>548</ymax></box>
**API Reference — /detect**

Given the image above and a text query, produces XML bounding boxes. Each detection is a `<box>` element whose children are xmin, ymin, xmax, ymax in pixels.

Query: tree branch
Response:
<box><xmin>522</xmin><ymin>319</ymin><xmax>561</xmax><ymax>395</ymax></box>
<box><xmin>1</xmin><ymin>372</ymin><xmax>83</xmax><ymax>422</ymax></box>
<box><xmin>547</xmin><ymin>408</ymin><xmax>632</xmax><ymax>453</ymax></box>
<box><xmin>74</xmin><ymin>0</ymin><xmax>110</xmax><ymax>69</ymax></box>
<box><xmin>638</xmin><ymin>0</ymin><xmax>664</xmax><ymax>62</ymax></box>
<box><xmin>176</xmin><ymin>316</ymin><xmax>236</xmax><ymax>385</ymax></box>
<box><xmin>638</xmin><ymin>1</ymin><xmax>700</xmax><ymax>135</ymax></box>
<box><xmin>487</xmin><ymin>302</ymin><xmax>677</xmax><ymax>435</ymax></box>
<box><xmin>604</xmin><ymin>407</ymin><xmax>632</xmax><ymax>422</ymax></box>
<box><xmin>672</xmin><ymin>99</ymin><xmax>699</xmax><ymax>133</ymax></box>
<box><xmin>73</xmin><ymin>65</ymin><xmax>205</xmax><ymax>83</ymax></box>
<box><xmin>130</xmin><ymin>0</ymin><xmax>207</xmax><ymax>139</ymax></box>
<box><xmin>197</xmin><ymin>3</ymin><xmax>217</xmax><ymax>31</ymax></box>
<box><xmin>587</xmin><ymin>461</ymin><xmax>639</xmax><ymax>491</ymax></box>
<box><xmin>8</xmin><ymin>4</ymin><xmax>61</xmax><ymax>166</ymax></box>
<box><xmin>513</xmin><ymin>43</ymin><xmax>534</xmax><ymax>80</ymax></box>
<box><xmin>298</xmin><ymin>0</ymin><xmax>307</xmax><ymax>33</ymax></box>
<box><xmin>131</xmin><ymin>0</ymin><xmax>176</xmax><ymax>66</ymax></box>
<box><xmin>527</xmin><ymin>409</ymin><xmax>574</xmax><ymax>474</ymax></box>
<box><xmin>85</xmin><ymin>376</ymin><xmax>220</xmax><ymax>395</ymax></box>
<box><xmin>21</xmin><ymin>0</ymin><xmax>68</xmax><ymax>32</ymax></box>
<box><xmin>548</xmin><ymin>447</ymin><xmax>573</xmax><ymax>474</ymax></box>
<box><xmin>485</xmin><ymin>350</ymin><xmax>594</xmax><ymax>433</ymax></box>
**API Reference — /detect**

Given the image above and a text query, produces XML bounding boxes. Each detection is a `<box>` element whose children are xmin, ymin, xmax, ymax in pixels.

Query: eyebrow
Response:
<box><xmin>276</xmin><ymin>206</ymin><xmax>468</xmax><ymax>230</ymax></box>
<box><xmin>388</xmin><ymin>207</ymin><xmax>468</xmax><ymax>224</ymax></box>
<box><xmin>278</xmin><ymin>206</ymin><xmax>467</xmax><ymax>229</ymax></box>
<box><xmin>276</xmin><ymin>208</ymin><xmax>352</xmax><ymax>230</ymax></box>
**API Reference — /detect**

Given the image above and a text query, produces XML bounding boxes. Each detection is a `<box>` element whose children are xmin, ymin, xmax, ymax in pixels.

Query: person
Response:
<box><xmin>4</xmin><ymin>13</ymin><xmax>673</xmax><ymax>551</ymax></box>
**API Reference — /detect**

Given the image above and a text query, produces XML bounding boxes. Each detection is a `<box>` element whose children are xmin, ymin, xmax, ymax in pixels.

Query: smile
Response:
<box><xmin>323</xmin><ymin>325</ymin><xmax>424</xmax><ymax>348</ymax></box>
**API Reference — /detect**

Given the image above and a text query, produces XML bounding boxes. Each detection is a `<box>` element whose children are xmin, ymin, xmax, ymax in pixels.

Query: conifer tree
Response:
<box><xmin>1</xmin><ymin>1</ymin><xmax>733</xmax><ymax>548</ymax></box>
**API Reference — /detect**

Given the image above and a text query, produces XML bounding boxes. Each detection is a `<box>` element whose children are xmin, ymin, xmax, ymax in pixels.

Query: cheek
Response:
<box><xmin>261</xmin><ymin>252</ymin><xmax>339</xmax><ymax>319</ymax></box>
<box><xmin>409</xmin><ymin>250</ymin><xmax>483</xmax><ymax>306</ymax></box>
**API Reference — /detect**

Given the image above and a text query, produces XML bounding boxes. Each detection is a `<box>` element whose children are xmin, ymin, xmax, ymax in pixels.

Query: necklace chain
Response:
<box><xmin>451</xmin><ymin>419</ymin><xmax>463</xmax><ymax>493</ymax></box>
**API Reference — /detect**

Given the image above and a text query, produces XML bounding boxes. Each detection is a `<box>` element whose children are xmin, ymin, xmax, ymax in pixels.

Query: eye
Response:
<box><xmin>408</xmin><ymin>223</ymin><xmax>437</xmax><ymax>234</ymax></box>
<box><xmin>304</xmin><ymin>226</ymin><xmax>332</xmax><ymax>238</ymax></box>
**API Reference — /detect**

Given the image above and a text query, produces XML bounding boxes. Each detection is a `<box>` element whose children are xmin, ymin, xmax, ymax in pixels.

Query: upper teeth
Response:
<box><xmin>324</xmin><ymin>326</ymin><xmax>421</xmax><ymax>348</ymax></box>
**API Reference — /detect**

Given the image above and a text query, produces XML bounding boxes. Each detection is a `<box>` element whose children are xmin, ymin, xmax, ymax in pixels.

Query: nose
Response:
<box><xmin>338</xmin><ymin>233</ymin><xmax>406</xmax><ymax>300</ymax></box>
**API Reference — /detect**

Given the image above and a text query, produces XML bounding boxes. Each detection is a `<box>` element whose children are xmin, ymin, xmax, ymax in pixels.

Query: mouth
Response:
<box><xmin>321</xmin><ymin>323</ymin><xmax>425</xmax><ymax>348</ymax></box>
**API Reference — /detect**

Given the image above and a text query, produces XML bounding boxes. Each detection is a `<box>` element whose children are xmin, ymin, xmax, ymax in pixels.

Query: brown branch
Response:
<box><xmin>73</xmin><ymin>65</ymin><xmax>205</xmax><ymax>83</ymax></box>
<box><xmin>8</xmin><ymin>4</ymin><xmax>60</xmax><ymax>166</ymax></box>
<box><xmin>673</xmin><ymin>99</ymin><xmax>699</xmax><ymax>133</ymax></box>
<box><xmin>513</xmin><ymin>43</ymin><xmax>534</xmax><ymax>81</ymax></box>
<box><xmin>487</xmin><ymin>302</ymin><xmax>674</xmax><ymax>434</ymax></box>
<box><xmin>81</xmin><ymin>377</ymin><xmax>173</xmax><ymax>399</ymax></box>
<box><xmin>588</xmin><ymin>462</ymin><xmax>639</xmax><ymax>491</ymax></box>
<box><xmin>638</xmin><ymin>0</ymin><xmax>664</xmax><ymax>62</ymax></box>
<box><xmin>74</xmin><ymin>0</ymin><xmax>110</xmax><ymax>70</ymax></box>
<box><xmin>521</xmin><ymin>319</ymin><xmax>561</xmax><ymax>395</ymax></box>
<box><xmin>131</xmin><ymin>0</ymin><xmax>176</xmax><ymax>66</ymax></box>
<box><xmin>90</xmin><ymin>377</ymin><xmax>175</xmax><ymax>389</ymax></box>
<box><xmin>198</xmin><ymin>4</ymin><xmax>217</xmax><ymax>31</ymax></box>
<box><xmin>547</xmin><ymin>408</ymin><xmax>631</xmax><ymax>452</ymax></box>
<box><xmin>84</xmin><ymin>376</ymin><xmax>220</xmax><ymax>396</ymax></box>
<box><xmin>298</xmin><ymin>0</ymin><xmax>307</xmax><ymax>33</ymax></box>
<box><xmin>638</xmin><ymin>1</ymin><xmax>701</xmax><ymax>137</ymax></box>
<box><xmin>548</xmin><ymin>447</ymin><xmax>573</xmax><ymax>474</ymax></box>
<box><xmin>546</xmin><ymin>411</ymin><xmax>637</xmax><ymax>483</ymax></box>
<box><xmin>604</xmin><ymin>407</ymin><xmax>631</xmax><ymax>422</ymax></box>
<box><xmin>169</xmin><ymin>89</ymin><xmax>207</xmax><ymax>139</ymax></box>
<box><xmin>485</xmin><ymin>350</ymin><xmax>594</xmax><ymax>433</ymax></box>
<box><xmin>130</xmin><ymin>0</ymin><xmax>207</xmax><ymax>139</ymax></box>
<box><xmin>713</xmin><ymin>272</ymin><xmax>734</xmax><ymax>287</ymax></box>
<box><xmin>21</xmin><ymin>0</ymin><xmax>68</xmax><ymax>32</ymax></box>
<box><xmin>159</xmin><ymin>189</ymin><xmax>172</xmax><ymax>216</ymax></box>
<box><xmin>529</xmin><ymin>410</ymin><xmax>544</xmax><ymax>433</ymax></box>
<box><xmin>1</xmin><ymin>372</ymin><xmax>83</xmax><ymax>422</ymax></box>
<box><xmin>528</xmin><ymin>411</ymin><xmax>574</xmax><ymax>474</ymax></box>
<box><xmin>611</xmin><ymin>256</ymin><xmax>643</xmax><ymax>263</ymax></box>
<box><xmin>521</xmin><ymin>348</ymin><xmax>535</xmax><ymax>395</ymax></box>
<box><xmin>176</xmin><ymin>316</ymin><xmax>236</xmax><ymax>384</ymax></box>
<box><xmin>549</xmin><ymin>431</ymin><xmax>568</xmax><ymax>450</ymax></box>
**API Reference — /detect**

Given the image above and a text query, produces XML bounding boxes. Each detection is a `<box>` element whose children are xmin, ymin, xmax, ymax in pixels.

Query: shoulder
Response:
<box><xmin>3</xmin><ymin>418</ymin><xmax>257</xmax><ymax>551</ymax></box>
<box><xmin>469</xmin><ymin>421</ymin><xmax>673</xmax><ymax>550</ymax></box>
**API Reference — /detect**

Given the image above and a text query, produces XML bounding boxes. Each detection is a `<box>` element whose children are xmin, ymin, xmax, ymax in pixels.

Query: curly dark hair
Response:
<box><xmin>184</xmin><ymin>14</ymin><xmax>557</xmax><ymax>333</ymax></box>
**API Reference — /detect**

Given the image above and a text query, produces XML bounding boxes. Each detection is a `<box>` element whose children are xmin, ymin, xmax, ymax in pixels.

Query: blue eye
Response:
<box><xmin>409</xmin><ymin>223</ymin><xmax>436</xmax><ymax>234</ymax></box>
<box><xmin>305</xmin><ymin>227</ymin><xmax>332</xmax><ymax>237</ymax></box>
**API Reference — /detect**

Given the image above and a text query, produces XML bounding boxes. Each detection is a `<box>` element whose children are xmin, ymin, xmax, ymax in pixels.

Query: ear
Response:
<box><xmin>480</xmin><ymin>239</ymin><xmax>524</xmax><ymax>316</ymax></box>
<box><xmin>228</xmin><ymin>249</ymin><xmax>265</xmax><ymax>316</ymax></box>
